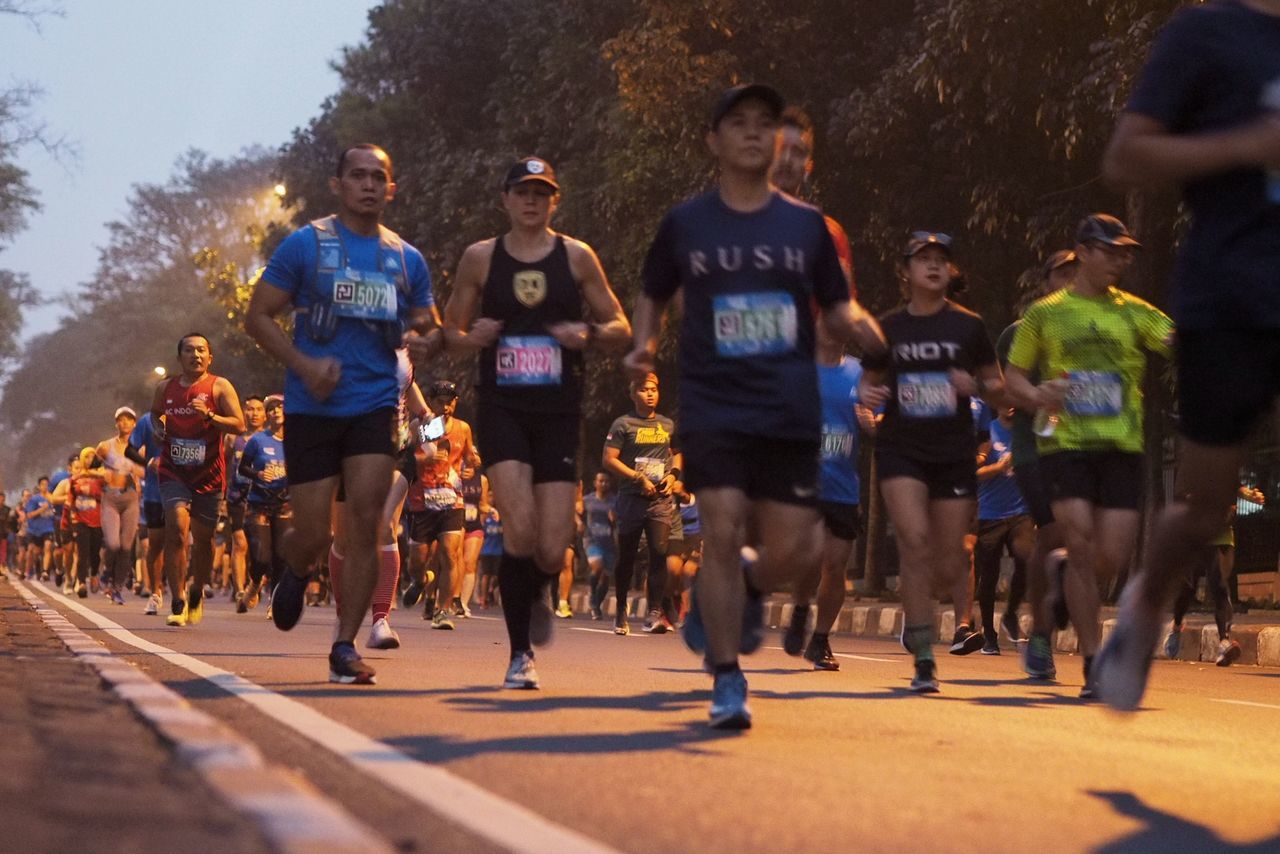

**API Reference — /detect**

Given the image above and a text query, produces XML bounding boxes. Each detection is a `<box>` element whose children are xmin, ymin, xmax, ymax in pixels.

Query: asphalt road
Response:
<box><xmin>27</xmin><ymin>581</ymin><xmax>1280</xmax><ymax>854</ymax></box>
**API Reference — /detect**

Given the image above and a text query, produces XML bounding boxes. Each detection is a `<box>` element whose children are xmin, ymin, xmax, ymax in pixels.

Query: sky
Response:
<box><xmin>0</xmin><ymin>0</ymin><xmax>381</xmax><ymax>339</ymax></box>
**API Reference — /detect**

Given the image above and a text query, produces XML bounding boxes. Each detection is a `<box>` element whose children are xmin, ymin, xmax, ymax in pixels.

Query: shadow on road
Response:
<box><xmin>444</xmin><ymin>688</ymin><xmax>704</xmax><ymax>715</ymax></box>
<box><xmin>1088</xmin><ymin>790</ymin><xmax>1280</xmax><ymax>852</ymax></box>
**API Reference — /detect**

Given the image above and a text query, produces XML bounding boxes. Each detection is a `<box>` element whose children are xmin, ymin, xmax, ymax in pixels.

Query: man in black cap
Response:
<box><xmin>1093</xmin><ymin>0</ymin><xmax>1280</xmax><ymax>711</ymax></box>
<box><xmin>626</xmin><ymin>84</ymin><xmax>884</xmax><ymax>728</ymax></box>
<box><xmin>1004</xmin><ymin>213</ymin><xmax>1173</xmax><ymax>698</ymax></box>
<box><xmin>443</xmin><ymin>156</ymin><xmax>630</xmax><ymax>690</ymax></box>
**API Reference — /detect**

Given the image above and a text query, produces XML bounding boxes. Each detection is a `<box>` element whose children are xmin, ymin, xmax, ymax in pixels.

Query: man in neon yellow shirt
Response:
<box><xmin>1005</xmin><ymin>213</ymin><xmax>1173</xmax><ymax>698</ymax></box>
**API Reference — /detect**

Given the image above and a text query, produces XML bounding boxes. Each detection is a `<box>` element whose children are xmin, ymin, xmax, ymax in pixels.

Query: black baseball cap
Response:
<box><xmin>427</xmin><ymin>380</ymin><xmax>458</xmax><ymax>400</ymax></box>
<box><xmin>503</xmin><ymin>157</ymin><xmax>559</xmax><ymax>191</ymax></box>
<box><xmin>710</xmin><ymin>83</ymin><xmax>785</xmax><ymax>129</ymax></box>
<box><xmin>1076</xmin><ymin>214</ymin><xmax>1141</xmax><ymax>248</ymax></box>
<box><xmin>903</xmin><ymin>231</ymin><xmax>953</xmax><ymax>259</ymax></box>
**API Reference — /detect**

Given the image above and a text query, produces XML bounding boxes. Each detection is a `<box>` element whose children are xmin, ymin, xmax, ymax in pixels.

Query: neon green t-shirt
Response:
<box><xmin>1007</xmin><ymin>286</ymin><xmax>1173</xmax><ymax>455</ymax></box>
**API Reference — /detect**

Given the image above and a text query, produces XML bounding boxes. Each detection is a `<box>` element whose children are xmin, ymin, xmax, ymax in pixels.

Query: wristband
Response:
<box><xmin>669</xmin><ymin>467</ymin><xmax>682</xmax><ymax>481</ymax></box>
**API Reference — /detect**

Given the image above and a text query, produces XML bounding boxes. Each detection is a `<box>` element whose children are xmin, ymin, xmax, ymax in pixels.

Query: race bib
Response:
<box><xmin>464</xmin><ymin>505</ymin><xmax>479</xmax><ymax>523</ymax></box>
<box><xmin>1064</xmin><ymin>371</ymin><xmax>1123</xmax><ymax>417</ymax></box>
<box><xmin>821</xmin><ymin>428</ymin><xmax>854</xmax><ymax>461</ymax></box>
<box><xmin>74</xmin><ymin>495</ymin><xmax>98</xmax><ymax>512</ymax></box>
<box><xmin>713</xmin><ymin>292</ymin><xmax>797</xmax><ymax>358</ymax></box>
<box><xmin>261</xmin><ymin>461</ymin><xmax>287</xmax><ymax>484</ymax></box>
<box><xmin>898</xmin><ymin>372</ymin><xmax>957</xmax><ymax>418</ymax></box>
<box><xmin>170</xmin><ymin>438</ymin><xmax>206</xmax><ymax>467</ymax></box>
<box><xmin>331</xmin><ymin>269</ymin><xmax>398</xmax><ymax>321</ymax></box>
<box><xmin>634</xmin><ymin>456</ymin><xmax>666</xmax><ymax>483</ymax></box>
<box><xmin>422</xmin><ymin>487</ymin><xmax>458</xmax><ymax>511</ymax></box>
<box><xmin>496</xmin><ymin>336</ymin><xmax>562</xmax><ymax>386</ymax></box>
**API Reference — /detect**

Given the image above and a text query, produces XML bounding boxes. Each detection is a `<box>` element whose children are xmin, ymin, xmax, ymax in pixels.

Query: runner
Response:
<box><xmin>627</xmin><ymin>84</ymin><xmax>885</xmax><ymax>727</ymax></box>
<box><xmin>127</xmin><ymin>411</ymin><xmax>168</xmax><ymax>614</ymax></box>
<box><xmin>477</xmin><ymin>504</ymin><xmax>503</xmax><ymax>609</ymax></box>
<box><xmin>581</xmin><ymin>472</ymin><xmax>617</xmax><ymax>621</ymax></box>
<box><xmin>245</xmin><ymin>143</ymin><xmax>441</xmax><ymax>684</ymax></box>
<box><xmin>456</xmin><ymin>459</ymin><xmax>489</xmax><ymax>618</ymax></box>
<box><xmin>1092</xmin><ymin>0</ymin><xmax>1280</xmax><ymax>710</ymax></box>
<box><xmin>670</xmin><ymin>491</ymin><xmax>702</xmax><ymax>626</ymax></box>
<box><xmin>994</xmin><ymin>249</ymin><xmax>1078</xmax><ymax>678</ymax></box>
<box><xmin>443</xmin><ymin>155</ymin><xmax>631</xmax><ymax>689</ymax></box>
<box><xmin>1005</xmin><ymin>214</ymin><xmax>1173</xmax><ymax>698</ymax></box>
<box><xmin>69</xmin><ymin>448</ymin><xmax>107</xmax><ymax>600</ymax></box>
<box><xmin>152</xmin><ymin>332</ymin><xmax>246</xmax><ymax>627</ymax></box>
<box><xmin>95</xmin><ymin>407</ymin><xmax>144</xmax><ymax>603</ymax></box>
<box><xmin>239</xmin><ymin>396</ymin><xmax>290</xmax><ymax>616</ymax></box>
<box><xmin>422</xmin><ymin>380</ymin><xmax>480</xmax><ymax>625</ymax></box>
<box><xmin>603</xmin><ymin>372</ymin><xmax>680</xmax><ymax>635</ymax></box>
<box><xmin>400</xmin><ymin>420</ymin><xmax>465</xmax><ymax>630</ymax></box>
<box><xmin>47</xmin><ymin>460</ymin><xmax>72</xmax><ymax>585</ymax></box>
<box><xmin>971</xmin><ymin>401</ymin><xmax>1034</xmax><ymax>655</ymax></box>
<box><xmin>0</xmin><ymin>493</ymin><xmax>13</xmax><ymax>576</ymax></box>
<box><xmin>227</xmin><ymin>396</ymin><xmax>267</xmax><ymax>605</ymax></box>
<box><xmin>859</xmin><ymin>232</ymin><xmax>1004</xmax><ymax>693</ymax></box>
<box><xmin>22</xmin><ymin>478</ymin><xmax>54</xmax><ymax>583</ymax></box>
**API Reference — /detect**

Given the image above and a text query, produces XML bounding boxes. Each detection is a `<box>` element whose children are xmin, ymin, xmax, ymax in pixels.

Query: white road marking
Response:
<box><xmin>32</xmin><ymin>582</ymin><xmax>617</xmax><ymax>854</ymax></box>
<box><xmin>570</xmin><ymin>627</ymin><xmax>654</xmax><ymax>637</ymax></box>
<box><xmin>1210</xmin><ymin>698</ymin><xmax>1280</xmax><ymax>711</ymax></box>
<box><xmin>762</xmin><ymin>644</ymin><xmax>895</xmax><ymax>663</ymax></box>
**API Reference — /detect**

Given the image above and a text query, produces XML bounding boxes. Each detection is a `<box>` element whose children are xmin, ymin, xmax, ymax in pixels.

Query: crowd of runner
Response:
<box><xmin>3</xmin><ymin>0</ymin><xmax>1278</xmax><ymax>730</ymax></box>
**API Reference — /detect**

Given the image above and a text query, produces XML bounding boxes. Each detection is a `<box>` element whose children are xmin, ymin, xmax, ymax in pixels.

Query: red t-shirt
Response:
<box><xmin>158</xmin><ymin>374</ymin><xmax>226</xmax><ymax>494</ymax></box>
<box><xmin>70</xmin><ymin>475</ymin><xmax>103</xmax><ymax>529</ymax></box>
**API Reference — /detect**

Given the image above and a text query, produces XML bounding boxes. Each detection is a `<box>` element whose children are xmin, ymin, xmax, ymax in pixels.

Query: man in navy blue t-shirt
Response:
<box><xmin>1096</xmin><ymin>0</ymin><xmax>1280</xmax><ymax>711</ymax></box>
<box><xmin>245</xmin><ymin>143</ymin><xmax>443</xmax><ymax>685</ymax></box>
<box><xmin>626</xmin><ymin>84</ymin><xmax>885</xmax><ymax>729</ymax></box>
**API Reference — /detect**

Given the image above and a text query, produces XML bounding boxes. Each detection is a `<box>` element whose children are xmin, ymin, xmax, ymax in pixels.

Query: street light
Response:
<box><xmin>273</xmin><ymin>183</ymin><xmax>287</xmax><ymax>199</ymax></box>
<box><xmin>153</xmin><ymin>366</ymin><xmax>166</xmax><ymax>377</ymax></box>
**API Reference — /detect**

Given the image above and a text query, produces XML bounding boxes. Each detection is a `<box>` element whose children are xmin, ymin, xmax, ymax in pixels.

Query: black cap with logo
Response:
<box><xmin>1076</xmin><ymin>214</ymin><xmax>1141</xmax><ymax>248</ymax></box>
<box><xmin>503</xmin><ymin>157</ymin><xmax>559</xmax><ymax>191</ymax></box>
<box><xmin>710</xmin><ymin>83</ymin><xmax>785</xmax><ymax>129</ymax></box>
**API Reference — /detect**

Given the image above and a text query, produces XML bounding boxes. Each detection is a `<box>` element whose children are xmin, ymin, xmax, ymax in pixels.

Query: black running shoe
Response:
<box><xmin>328</xmin><ymin>642</ymin><xmax>376</xmax><ymax>685</ymax></box>
<box><xmin>783</xmin><ymin>606</ymin><xmax>809</xmax><ymax>656</ymax></box>
<box><xmin>804</xmin><ymin>635</ymin><xmax>840</xmax><ymax>671</ymax></box>
<box><xmin>402</xmin><ymin>580</ymin><xmax>424</xmax><ymax>609</ymax></box>
<box><xmin>910</xmin><ymin>659</ymin><xmax>940</xmax><ymax>693</ymax></box>
<box><xmin>271</xmin><ymin>567</ymin><xmax>311</xmax><ymax>631</ymax></box>
<box><xmin>949</xmin><ymin>625</ymin><xmax>984</xmax><ymax>656</ymax></box>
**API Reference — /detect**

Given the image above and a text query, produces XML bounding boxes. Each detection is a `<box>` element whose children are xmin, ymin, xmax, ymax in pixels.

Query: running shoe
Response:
<box><xmin>981</xmin><ymin>633</ymin><xmax>1000</xmax><ymax>655</ymax></box>
<box><xmin>431</xmin><ymin>609</ymin><xmax>455</xmax><ymax>630</ymax></box>
<box><xmin>589</xmin><ymin>606</ymin><xmax>603</xmax><ymax>621</ymax></box>
<box><xmin>642</xmin><ymin>609</ymin><xmax>669</xmax><ymax>634</ymax></box>
<box><xmin>1215</xmin><ymin>638</ymin><xmax>1242</xmax><ymax>667</ymax></box>
<box><xmin>62</xmin><ymin>580</ymin><xmax>74</xmax><ymax>596</ymax></box>
<box><xmin>555</xmin><ymin>600</ymin><xmax>573</xmax><ymax>619</ymax></box>
<box><xmin>54</xmin><ymin>571</ymin><xmax>64</xmax><ymax>588</ymax></box>
<box><xmin>709</xmin><ymin>669</ymin><xmax>752</xmax><ymax>730</ymax></box>
<box><xmin>949</xmin><ymin>625</ymin><xmax>984</xmax><ymax>656</ymax></box>
<box><xmin>681</xmin><ymin>586</ymin><xmax>707</xmax><ymax>655</ymax></box>
<box><xmin>133</xmin><ymin>580</ymin><xmax>143</xmax><ymax>596</ymax></box>
<box><xmin>783</xmin><ymin>606</ymin><xmax>809</xmax><ymax>656</ymax></box>
<box><xmin>502</xmin><ymin>651</ymin><xmax>539</xmax><ymax>689</ymax></box>
<box><xmin>529</xmin><ymin>591</ymin><xmax>554</xmax><ymax>647</ymax></box>
<box><xmin>110</xmin><ymin>587</ymin><xmax>125</xmax><ymax>606</ymax></box>
<box><xmin>1001</xmin><ymin>610</ymin><xmax>1022</xmax><ymax>644</ymax></box>
<box><xmin>270</xmin><ymin>568</ymin><xmax>311</xmax><ymax>631</ymax></box>
<box><xmin>235</xmin><ymin>591</ymin><xmax>248</xmax><ymax>614</ymax></box>
<box><xmin>402</xmin><ymin>580</ymin><xmax>424</xmax><ymax>609</ymax></box>
<box><xmin>1079</xmin><ymin>656</ymin><xmax>1096</xmax><ymax>700</ymax></box>
<box><xmin>1023</xmin><ymin>633</ymin><xmax>1056</xmax><ymax>680</ymax></box>
<box><xmin>328</xmin><ymin>642</ymin><xmax>376</xmax><ymax>685</ymax></box>
<box><xmin>804</xmin><ymin>635</ymin><xmax>840</xmax><ymax>671</ymax></box>
<box><xmin>614</xmin><ymin>619</ymin><xmax>630</xmax><ymax>636</ymax></box>
<box><xmin>1093</xmin><ymin>587</ymin><xmax>1161</xmax><ymax>712</ymax></box>
<box><xmin>243</xmin><ymin>578</ymin><xmax>262</xmax><ymax>611</ymax></box>
<box><xmin>166</xmin><ymin>603</ymin><xmax>188</xmax><ymax>627</ymax></box>
<box><xmin>89</xmin><ymin>576</ymin><xmax>99</xmax><ymax>595</ymax></box>
<box><xmin>186</xmin><ymin>584</ymin><xmax>203</xmax><ymax>626</ymax></box>
<box><xmin>909</xmin><ymin>659</ymin><xmax>940</xmax><ymax>693</ymax></box>
<box><xmin>453</xmin><ymin>597</ymin><xmax>471</xmax><ymax>618</ymax></box>
<box><xmin>367</xmin><ymin>617</ymin><xmax>401</xmax><ymax>650</ymax></box>
<box><xmin>75</xmin><ymin>581</ymin><xmax>88</xmax><ymax>599</ymax></box>
<box><xmin>144</xmin><ymin>593</ymin><xmax>160</xmax><ymax>616</ymax></box>
<box><xmin>1162</xmin><ymin>626</ymin><xmax>1181</xmax><ymax>660</ymax></box>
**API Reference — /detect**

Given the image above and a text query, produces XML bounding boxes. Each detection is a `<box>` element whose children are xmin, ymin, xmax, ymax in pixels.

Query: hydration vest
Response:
<box><xmin>305</xmin><ymin>215</ymin><xmax>412</xmax><ymax>351</ymax></box>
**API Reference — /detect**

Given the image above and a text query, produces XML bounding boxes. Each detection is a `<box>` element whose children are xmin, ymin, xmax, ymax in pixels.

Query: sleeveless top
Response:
<box><xmin>459</xmin><ymin>468</ymin><xmax>483</xmax><ymax>526</ymax></box>
<box><xmin>70</xmin><ymin>475</ymin><xmax>103</xmax><ymax>528</ymax></box>
<box><xmin>478</xmin><ymin>234</ymin><xmax>584</xmax><ymax>413</ymax></box>
<box><xmin>158</xmin><ymin>374</ymin><xmax>226</xmax><ymax>494</ymax></box>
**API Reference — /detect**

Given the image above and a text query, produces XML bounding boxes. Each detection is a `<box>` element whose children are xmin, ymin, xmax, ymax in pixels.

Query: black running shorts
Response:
<box><xmin>1177</xmin><ymin>329</ymin><xmax>1280</xmax><ymax>447</ymax></box>
<box><xmin>876</xmin><ymin>448</ymin><xmax>977</xmax><ymax>501</ymax></box>
<box><xmin>1039</xmin><ymin>450</ymin><xmax>1143</xmax><ymax>511</ymax></box>
<box><xmin>475</xmin><ymin>398</ymin><xmax>579</xmax><ymax>484</ymax></box>
<box><xmin>285</xmin><ymin>407</ymin><xmax>396</xmax><ymax>486</ymax></box>
<box><xmin>681</xmin><ymin>431</ymin><xmax>820</xmax><ymax>507</ymax></box>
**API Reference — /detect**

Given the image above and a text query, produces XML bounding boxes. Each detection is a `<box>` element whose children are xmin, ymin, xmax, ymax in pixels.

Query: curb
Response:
<box><xmin>571</xmin><ymin>590</ymin><xmax>1280</xmax><ymax>666</ymax></box>
<box><xmin>12</xmin><ymin>579</ymin><xmax>394</xmax><ymax>854</ymax></box>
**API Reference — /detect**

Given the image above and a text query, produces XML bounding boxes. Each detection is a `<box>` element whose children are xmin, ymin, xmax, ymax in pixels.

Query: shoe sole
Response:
<box><xmin>950</xmin><ymin>634</ymin><xmax>985</xmax><ymax>656</ymax></box>
<box><xmin>909</xmin><ymin>682</ymin><xmax>940</xmax><ymax>693</ymax></box>
<box><xmin>812</xmin><ymin>661</ymin><xmax>840</xmax><ymax>671</ymax></box>
<box><xmin>709</xmin><ymin>708</ymin><xmax>752</xmax><ymax>730</ymax></box>
<box><xmin>368</xmin><ymin>638</ymin><xmax>401</xmax><ymax>650</ymax></box>
<box><xmin>981</xmin><ymin>648</ymin><xmax>1001</xmax><ymax>656</ymax></box>
<box><xmin>1217</xmin><ymin>646</ymin><xmax>1241</xmax><ymax>667</ymax></box>
<box><xmin>614</xmin><ymin>627</ymin><xmax>629</xmax><ymax>636</ymax></box>
<box><xmin>502</xmin><ymin>680</ymin><xmax>539</xmax><ymax>689</ymax></box>
<box><xmin>432</xmin><ymin>623</ymin><xmax>454</xmax><ymax>630</ymax></box>
<box><xmin>329</xmin><ymin>671</ymin><xmax>377</xmax><ymax>685</ymax></box>
<box><xmin>643</xmin><ymin>624</ymin><xmax>668</xmax><ymax>634</ymax></box>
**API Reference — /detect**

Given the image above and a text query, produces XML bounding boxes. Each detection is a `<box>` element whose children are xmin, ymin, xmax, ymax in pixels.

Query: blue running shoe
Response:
<box><xmin>709</xmin><ymin>670</ymin><xmax>751</xmax><ymax>729</ymax></box>
<box><xmin>681</xmin><ymin>585</ymin><xmax>707</xmax><ymax>655</ymax></box>
<box><xmin>328</xmin><ymin>642</ymin><xmax>376</xmax><ymax>685</ymax></box>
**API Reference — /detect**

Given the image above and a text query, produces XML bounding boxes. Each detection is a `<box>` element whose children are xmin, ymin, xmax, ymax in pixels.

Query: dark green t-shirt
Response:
<box><xmin>604</xmin><ymin>412</ymin><xmax>676</xmax><ymax>496</ymax></box>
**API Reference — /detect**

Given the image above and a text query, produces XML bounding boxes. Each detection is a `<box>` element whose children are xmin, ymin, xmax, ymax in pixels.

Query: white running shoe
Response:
<box><xmin>367</xmin><ymin>617</ymin><xmax>401</xmax><ymax>650</ymax></box>
<box><xmin>144</xmin><ymin>593</ymin><xmax>161</xmax><ymax>616</ymax></box>
<box><xmin>1094</xmin><ymin>585</ymin><xmax>1162</xmax><ymax>712</ymax></box>
<box><xmin>502</xmin><ymin>651</ymin><xmax>539</xmax><ymax>689</ymax></box>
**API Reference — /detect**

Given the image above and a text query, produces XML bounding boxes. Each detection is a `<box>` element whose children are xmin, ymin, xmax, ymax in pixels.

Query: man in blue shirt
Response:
<box><xmin>127</xmin><ymin>412</ymin><xmax>167</xmax><ymax>615</ymax></box>
<box><xmin>246</xmin><ymin>143</ymin><xmax>443</xmax><ymax>685</ymax></box>
<box><xmin>626</xmin><ymin>84</ymin><xmax>885</xmax><ymax>729</ymax></box>
<box><xmin>23</xmin><ymin>477</ymin><xmax>56</xmax><ymax>580</ymax></box>
<box><xmin>1095</xmin><ymin>0</ymin><xmax>1280</xmax><ymax>711</ymax></box>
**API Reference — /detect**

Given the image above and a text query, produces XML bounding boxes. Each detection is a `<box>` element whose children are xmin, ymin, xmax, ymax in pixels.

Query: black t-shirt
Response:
<box><xmin>1126</xmin><ymin>0</ymin><xmax>1280</xmax><ymax>328</ymax></box>
<box><xmin>642</xmin><ymin>190</ymin><xmax>849</xmax><ymax>442</ymax></box>
<box><xmin>863</xmin><ymin>301</ymin><xmax>997</xmax><ymax>463</ymax></box>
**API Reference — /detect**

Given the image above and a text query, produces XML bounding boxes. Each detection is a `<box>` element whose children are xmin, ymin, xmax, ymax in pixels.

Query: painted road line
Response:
<box><xmin>1210</xmin><ymin>698</ymin><xmax>1280</xmax><ymax>711</ymax></box>
<box><xmin>762</xmin><ymin>644</ymin><xmax>896</xmax><ymax>663</ymax></box>
<box><xmin>29</xmin><ymin>580</ymin><xmax>617</xmax><ymax>854</ymax></box>
<box><xmin>14</xmin><ymin>579</ymin><xmax>392</xmax><ymax>854</ymax></box>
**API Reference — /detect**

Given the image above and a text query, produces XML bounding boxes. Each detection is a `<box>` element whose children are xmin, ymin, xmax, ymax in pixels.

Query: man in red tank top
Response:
<box><xmin>150</xmin><ymin>332</ymin><xmax>245</xmax><ymax>626</ymax></box>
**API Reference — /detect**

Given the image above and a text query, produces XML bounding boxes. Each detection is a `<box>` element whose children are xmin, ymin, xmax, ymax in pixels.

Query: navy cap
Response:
<box><xmin>503</xmin><ymin>157</ymin><xmax>559</xmax><ymax>191</ymax></box>
<box><xmin>1076</xmin><ymin>214</ymin><xmax>1141</xmax><ymax>248</ymax></box>
<box><xmin>710</xmin><ymin>83</ymin><xmax>785</xmax><ymax>129</ymax></box>
<box><xmin>903</xmin><ymin>231</ymin><xmax>953</xmax><ymax>258</ymax></box>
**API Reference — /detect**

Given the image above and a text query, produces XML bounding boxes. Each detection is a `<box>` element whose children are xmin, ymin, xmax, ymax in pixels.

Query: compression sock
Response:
<box><xmin>371</xmin><ymin>544</ymin><xmax>400</xmax><ymax>622</ymax></box>
<box><xmin>499</xmin><ymin>553</ymin><xmax>537</xmax><ymax>652</ymax></box>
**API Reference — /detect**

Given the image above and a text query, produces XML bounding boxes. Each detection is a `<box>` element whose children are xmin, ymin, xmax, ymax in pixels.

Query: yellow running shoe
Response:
<box><xmin>165</xmin><ymin>603</ymin><xmax>188</xmax><ymax>627</ymax></box>
<box><xmin>187</xmin><ymin>594</ymin><xmax>203</xmax><ymax>626</ymax></box>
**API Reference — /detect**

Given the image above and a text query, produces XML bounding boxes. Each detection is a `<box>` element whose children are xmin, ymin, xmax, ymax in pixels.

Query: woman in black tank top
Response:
<box><xmin>440</xmin><ymin>156</ymin><xmax>631</xmax><ymax>689</ymax></box>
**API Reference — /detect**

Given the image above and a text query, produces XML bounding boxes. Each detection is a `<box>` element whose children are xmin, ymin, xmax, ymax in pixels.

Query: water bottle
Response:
<box><xmin>1263</xmin><ymin>79</ymin><xmax>1280</xmax><ymax>204</ymax></box>
<box><xmin>1032</xmin><ymin>376</ymin><xmax>1069</xmax><ymax>438</ymax></box>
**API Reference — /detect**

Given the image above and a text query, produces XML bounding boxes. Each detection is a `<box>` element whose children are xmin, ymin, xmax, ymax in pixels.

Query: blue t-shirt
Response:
<box><xmin>241</xmin><ymin>430</ymin><xmax>288</xmax><ymax>505</ymax></box>
<box><xmin>679</xmin><ymin>495</ymin><xmax>701</xmax><ymax>536</ymax></box>
<box><xmin>818</xmin><ymin>357</ymin><xmax>863</xmax><ymax>505</ymax></box>
<box><xmin>24</xmin><ymin>494</ymin><xmax>54</xmax><ymax>536</ymax></box>
<box><xmin>582</xmin><ymin>492</ymin><xmax>615</xmax><ymax>548</ymax></box>
<box><xmin>48</xmin><ymin>469</ymin><xmax>70</xmax><ymax>492</ymax></box>
<box><xmin>973</xmin><ymin>400</ymin><xmax>1027</xmax><ymax>521</ymax></box>
<box><xmin>261</xmin><ymin>219</ymin><xmax>433</xmax><ymax>416</ymax></box>
<box><xmin>480</xmin><ymin>509</ymin><xmax>503</xmax><ymax>556</ymax></box>
<box><xmin>642</xmin><ymin>191</ymin><xmax>850</xmax><ymax>441</ymax></box>
<box><xmin>128</xmin><ymin>413</ymin><xmax>163</xmax><ymax>504</ymax></box>
<box><xmin>227</xmin><ymin>433</ymin><xmax>254</xmax><ymax>504</ymax></box>
<box><xmin>1125</xmin><ymin>1</ymin><xmax>1280</xmax><ymax>328</ymax></box>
